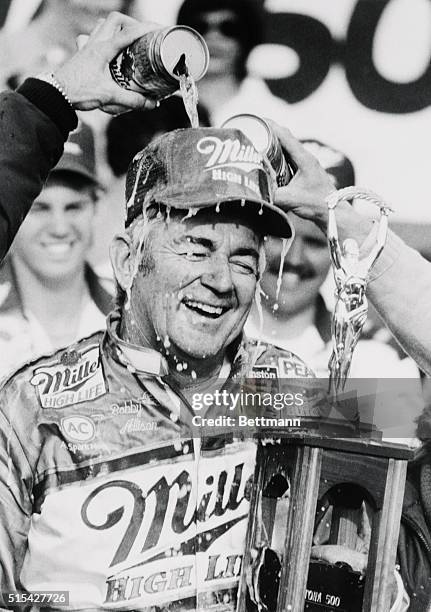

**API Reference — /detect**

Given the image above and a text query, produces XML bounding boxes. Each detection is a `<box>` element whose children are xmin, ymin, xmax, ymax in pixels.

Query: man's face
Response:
<box><xmin>118</xmin><ymin>210</ymin><xmax>260</xmax><ymax>361</ymax></box>
<box><xmin>191</xmin><ymin>9</ymin><xmax>243</xmax><ymax>77</ymax></box>
<box><xmin>12</xmin><ymin>177</ymin><xmax>96</xmax><ymax>283</ymax></box>
<box><xmin>261</xmin><ymin>217</ymin><xmax>331</xmax><ymax>317</ymax></box>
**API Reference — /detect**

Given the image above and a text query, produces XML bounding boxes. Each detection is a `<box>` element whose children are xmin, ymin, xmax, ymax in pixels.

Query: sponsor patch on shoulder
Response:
<box><xmin>278</xmin><ymin>357</ymin><xmax>312</xmax><ymax>378</ymax></box>
<box><xmin>249</xmin><ymin>365</ymin><xmax>279</xmax><ymax>379</ymax></box>
<box><xmin>31</xmin><ymin>345</ymin><xmax>106</xmax><ymax>408</ymax></box>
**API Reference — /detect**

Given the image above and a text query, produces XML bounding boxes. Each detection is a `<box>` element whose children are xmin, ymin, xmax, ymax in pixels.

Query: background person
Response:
<box><xmin>271</xmin><ymin>123</ymin><xmax>431</xmax><ymax>376</ymax></box>
<box><xmin>176</xmin><ymin>0</ymin><xmax>290</xmax><ymax>126</ymax></box>
<box><xmin>0</xmin><ymin>12</ymin><xmax>157</xmax><ymax>263</ymax></box>
<box><xmin>0</xmin><ymin>122</ymin><xmax>112</xmax><ymax>378</ymax></box>
<box><xmin>246</xmin><ymin>137</ymin><xmax>423</xmax><ymax>440</ymax></box>
<box><xmin>246</xmin><ymin>139</ymin><xmax>419</xmax><ymax>378</ymax></box>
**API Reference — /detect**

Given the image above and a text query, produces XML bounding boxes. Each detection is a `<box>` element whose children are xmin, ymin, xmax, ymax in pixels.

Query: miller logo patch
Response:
<box><xmin>31</xmin><ymin>345</ymin><xmax>106</xmax><ymax>408</ymax></box>
<box><xmin>197</xmin><ymin>136</ymin><xmax>264</xmax><ymax>173</ymax></box>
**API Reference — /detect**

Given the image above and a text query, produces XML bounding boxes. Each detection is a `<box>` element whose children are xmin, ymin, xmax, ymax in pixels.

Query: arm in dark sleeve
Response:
<box><xmin>0</xmin><ymin>78</ymin><xmax>77</xmax><ymax>261</ymax></box>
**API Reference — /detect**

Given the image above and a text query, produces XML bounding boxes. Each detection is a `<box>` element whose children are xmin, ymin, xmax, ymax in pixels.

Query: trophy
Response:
<box><xmin>326</xmin><ymin>187</ymin><xmax>393</xmax><ymax>398</ymax></box>
<box><xmin>237</xmin><ymin>187</ymin><xmax>414</xmax><ymax>612</ymax></box>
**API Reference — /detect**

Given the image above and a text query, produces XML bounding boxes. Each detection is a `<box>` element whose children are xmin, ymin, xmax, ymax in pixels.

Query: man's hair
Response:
<box><xmin>177</xmin><ymin>0</ymin><xmax>265</xmax><ymax>81</ymax></box>
<box><xmin>115</xmin><ymin>204</ymin><xmax>165</xmax><ymax>310</ymax></box>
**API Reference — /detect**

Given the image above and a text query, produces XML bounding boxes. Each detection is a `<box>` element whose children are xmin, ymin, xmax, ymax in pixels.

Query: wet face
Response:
<box><xmin>190</xmin><ymin>9</ymin><xmax>243</xmax><ymax>77</ymax></box>
<box><xmin>11</xmin><ymin>177</ymin><xmax>96</xmax><ymax>284</ymax></box>
<box><xmin>261</xmin><ymin>217</ymin><xmax>330</xmax><ymax>318</ymax></box>
<box><xmin>113</xmin><ymin>209</ymin><xmax>261</xmax><ymax>362</ymax></box>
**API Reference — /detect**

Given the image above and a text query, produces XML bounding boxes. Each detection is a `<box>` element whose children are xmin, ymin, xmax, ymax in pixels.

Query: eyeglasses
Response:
<box><xmin>190</xmin><ymin>18</ymin><xmax>242</xmax><ymax>39</ymax></box>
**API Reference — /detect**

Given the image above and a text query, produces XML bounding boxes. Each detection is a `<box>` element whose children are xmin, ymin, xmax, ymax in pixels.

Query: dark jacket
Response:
<box><xmin>0</xmin><ymin>79</ymin><xmax>77</xmax><ymax>261</ymax></box>
<box><xmin>398</xmin><ymin>460</ymin><xmax>431</xmax><ymax>611</ymax></box>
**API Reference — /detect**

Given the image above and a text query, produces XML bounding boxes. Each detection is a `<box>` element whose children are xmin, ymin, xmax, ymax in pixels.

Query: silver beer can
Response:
<box><xmin>221</xmin><ymin>114</ymin><xmax>292</xmax><ymax>187</ymax></box>
<box><xmin>110</xmin><ymin>26</ymin><xmax>209</xmax><ymax>101</ymax></box>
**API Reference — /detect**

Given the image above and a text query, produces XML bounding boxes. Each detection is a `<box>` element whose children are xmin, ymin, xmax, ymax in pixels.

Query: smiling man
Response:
<box><xmin>0</xmin><ymin>121</ymin><xmax>112</xmax><ymax>377</ymax></box>
<box><xmin>246</xmin><ymin>139</ymin><xmax>420</xmax><ymax>380</ymax></box>
<box><xmin>0</xmin><ymin>127</ymin><xmax>315</xmax><ymax>611</ymax></box>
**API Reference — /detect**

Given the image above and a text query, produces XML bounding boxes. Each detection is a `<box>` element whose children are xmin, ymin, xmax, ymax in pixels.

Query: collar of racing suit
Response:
<box><xmin>106</xmin><ymin>309</ymin><xmax>170</xmax><ymax>376</ymax></box>
<box><xmin>99</xmin><ymin>309</ymin><xmax>254</xmax><ymax>437</ymax></box>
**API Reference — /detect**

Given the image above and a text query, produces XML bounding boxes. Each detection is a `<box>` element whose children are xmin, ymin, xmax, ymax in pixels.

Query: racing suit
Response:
<box><xmin>0</xmin><ymin>309</ymin><xmax>313</xmax><ymax>611</ymax></box>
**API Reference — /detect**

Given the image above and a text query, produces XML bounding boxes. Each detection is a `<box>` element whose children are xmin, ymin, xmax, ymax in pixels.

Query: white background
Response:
<box><xmin>137</xmin><ymin>0</ymin><xmax>431</xmax><ymax>223</ymax></box>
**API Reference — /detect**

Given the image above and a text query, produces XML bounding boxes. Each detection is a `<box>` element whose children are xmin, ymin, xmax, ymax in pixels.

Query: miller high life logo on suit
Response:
<box><xmin>21</xmin><ymin>441</ymin><xmax>256</xmax><ymax>611</ymax></box>
<box><xmin>30</xmin><ymin>345</ymin><xmax>106</xmax><ymax>408</ymax></box>
<box><xmin>96</xmin><ymin>443</ymin><xmax>254</xmax><ymax>609</ymax></box>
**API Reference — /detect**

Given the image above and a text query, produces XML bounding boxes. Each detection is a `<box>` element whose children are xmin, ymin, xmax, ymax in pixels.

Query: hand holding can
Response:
<box><xmin>53</xmin><ymin>12</ymin><xmax>162</xmax><ymax>115</ymax></box>
<box><xmin>109</xmin><ymin>26</ymin><xmax>209</xmax><ymax>102</ymax></box>
<box><xmin>221</xmin><ymin>114</ymin><xmax>294</xmax><ymax>187</ymax></box>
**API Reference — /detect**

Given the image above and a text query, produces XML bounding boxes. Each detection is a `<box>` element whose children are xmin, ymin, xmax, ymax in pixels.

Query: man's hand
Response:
<box><xmin>271</xmin><ymin>121</ymin><xmax>375</xmax><ymax>242</ymax></box>
<box><xmin>54</xmin><ymin>12</ymin><xmax>159</xmax><ymax>115</ymax></box>
<box><xmin>271</xmin><ymin>122</ymin><xmax>336</xmax><ymax>228</ymax></box>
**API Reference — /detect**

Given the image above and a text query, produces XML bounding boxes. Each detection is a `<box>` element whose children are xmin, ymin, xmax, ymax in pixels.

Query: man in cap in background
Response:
<box><xmin>0</xmin><ymin>126</ymin><xmax>314</xmax><ymax>610</ymax></box>
<box><xmin>246</xmin><ymin>139</ymin><xmax>423</xmax><ymax>444</ymax></box>
<box><xmin>0</xmin><ymin>121</ymin><xmax>113</xmax><ymax>378</ymax></box>
<box><xmin>246</xmin><ymin>139</ymin><xmax>419</xmax><ymax>380</ymax></box>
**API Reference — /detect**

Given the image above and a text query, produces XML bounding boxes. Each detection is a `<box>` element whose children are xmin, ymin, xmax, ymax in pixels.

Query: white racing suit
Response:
<box><xmin>0</xmin><ymin>311</ymin><xmax>313</xmax><ymax>611</ymax></box>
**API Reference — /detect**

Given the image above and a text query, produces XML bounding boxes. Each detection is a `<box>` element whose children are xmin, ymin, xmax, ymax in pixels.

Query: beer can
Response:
<box><xmin>109</xmin><ymin>26</ymin><xmax>209</xmax><ymax>101</ymax></box>
<box><xmin>221</xmin><ymin>114</ymin><xmax>292</xmax><ymax>187</ymax></box>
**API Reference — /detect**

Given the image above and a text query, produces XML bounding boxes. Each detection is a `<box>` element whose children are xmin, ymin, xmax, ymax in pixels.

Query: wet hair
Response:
<box><xmin>107</xmin><ymin>97</ymin><xmax>211</xmax><ymax>177</ymax></box>
<box><xmin>115</xmin><ymin>204</ymin><xmax>166</xmax><ymax>310</ymax></box>
<box><xmin>177</xmin><ymin>0</ymin><xmax>265</xmax><ymax>81</ymax></box>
